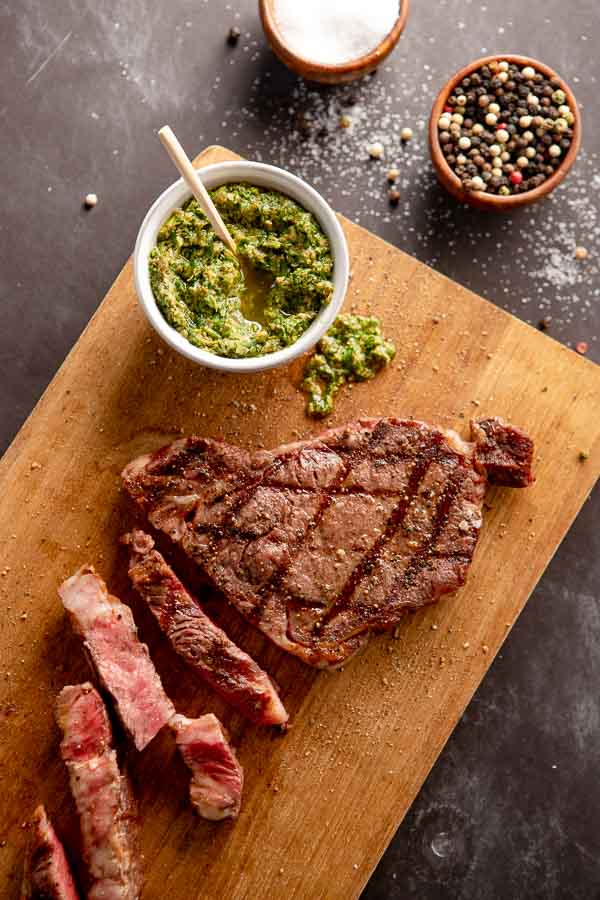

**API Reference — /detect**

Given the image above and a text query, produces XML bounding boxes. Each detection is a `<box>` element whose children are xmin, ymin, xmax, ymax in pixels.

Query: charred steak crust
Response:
<box><xmin>21</xmin><ymin>805</ymin><xmax>80</xmax><ymax>900</ymax></box>
<box><xmin>122</xmin><ymin>417</ymin><xmax>533</xmax><ymax>668</ymax></box>
<box><xmin>471</xmin><ymin>417</ymin><xmax>535</xmax><ymax>487</ymax></box>
<box><xmin>123</xmin><ymin>530</ymin><xmax>288</xmax><ymax>727</ymax></box>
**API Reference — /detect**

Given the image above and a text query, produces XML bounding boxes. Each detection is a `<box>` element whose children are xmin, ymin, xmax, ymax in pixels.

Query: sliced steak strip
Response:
<box><xmin>122</xmin><ymin>417</ymin><xmax>533</xmax><ymax>668</ymax></box>
<box><xmin>471</xmin><ymin>417</ymin><xmax>535</xmax><ymax>487</ymax></box>
<box><xmin>56</xmin><ymin>684</ymin><xmax>143</xmax><ymax>900</ymax></box>
<box><xmin>59</xmin><ymin>567</ymin><xmax>175</xmax><ymax>750</ymax></box>
<box><xmin>123</xmin><ymin>530</ymin><xmax>288</xmax><ymax>727</ymax></box>
<box><xmin>171</xmin><ymin>714</ymin><xmax>243</xmax><ymax>821</ymax></box>
<box><xmin>21</xmin><ymin>805</ymin><xmax>80</xmax><ymax>900</ymax></box>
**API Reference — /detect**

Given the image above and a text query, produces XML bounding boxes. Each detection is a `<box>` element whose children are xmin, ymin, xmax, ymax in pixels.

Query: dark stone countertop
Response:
<box><xmin>1</xmin><ymin>1</ymin><xmax>598</xmax><ymax>897</ymax></box>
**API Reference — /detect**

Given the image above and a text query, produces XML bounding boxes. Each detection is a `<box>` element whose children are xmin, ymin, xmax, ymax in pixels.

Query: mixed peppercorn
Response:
<box><xmin>438</xmin><ymin>60</ymin><xmax>576</xmax><ymax>195</ymax></box>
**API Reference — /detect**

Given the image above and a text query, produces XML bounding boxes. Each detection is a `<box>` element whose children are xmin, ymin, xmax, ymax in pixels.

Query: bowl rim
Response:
<box><xmin>133</xmin><ymin>159</ymin><xmax>349</xmax><ymax>373</ymax></box>
<box><xmin>429</xmin><ymin>53</ymin><xmax>582</xmax><ymax>209</ymax></box>
<box><xmin>258</xmin><ymin>0</ymin><xmax>409</xmax><ymax>80</ymax></box>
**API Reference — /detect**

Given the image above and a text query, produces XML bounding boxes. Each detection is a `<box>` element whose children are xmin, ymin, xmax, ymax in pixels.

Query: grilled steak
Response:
<box><xmin>122</xmin><ymin>416</ymin><xmax>533</xmax><ymax>668</ymax></box>
<box><xmin>171</xmin><ymin>714</ymin><xmax>243</xmax><ymax>821</ymax></box>
<box><xmin>471</xmin><ymin>417</ymin><xmax>534</xmax><ymax>487</ymax></box>
<box><xmin>21</xmin><ymin>805</ymin><xmax>80</xmax><ymax>900</ymax></box>
<box><xmin>124</xmin><ymin>530</ymin><xmax>288</xmax><ymax>727</ymax></box>
<box><xmin>56</xmin><ymin>684</ymin><xmax>143</xmax><ymax>900</ymax></box>
<box><xmin>59</xmin><ymin>567</ymin><xmax>175</xmax><ymax>751</ymax></box>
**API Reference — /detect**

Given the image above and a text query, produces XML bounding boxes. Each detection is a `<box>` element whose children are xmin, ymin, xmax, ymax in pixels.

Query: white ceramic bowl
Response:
<box><xmin>133</xmin><ymin>160</ymin><xmax>349</xmax><ymax>373</ymax></box>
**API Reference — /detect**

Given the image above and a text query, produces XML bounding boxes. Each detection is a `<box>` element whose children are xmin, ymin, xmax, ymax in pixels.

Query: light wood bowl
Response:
<box><xmin>429</xmin><ymin>54</ymin><xmax>582</xmax><ymax>211</ymax></box>
<box><xmin>259</xmin><ymin>0</ymin><xmax>409</xmax><ymax>85</ymax></box>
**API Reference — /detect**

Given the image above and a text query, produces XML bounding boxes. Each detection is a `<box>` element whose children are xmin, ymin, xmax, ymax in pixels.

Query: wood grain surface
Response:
<box><xmin>1</xmin><ymin>146</ymin><xmax>598</xmax><ymax>900</ymax></box>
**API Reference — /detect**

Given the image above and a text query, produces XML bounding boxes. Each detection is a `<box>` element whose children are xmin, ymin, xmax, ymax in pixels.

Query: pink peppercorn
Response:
<box><xmin>510</xmin><ymin>171</ymin><xmax>523</xmax><ymax>185</ymax></box>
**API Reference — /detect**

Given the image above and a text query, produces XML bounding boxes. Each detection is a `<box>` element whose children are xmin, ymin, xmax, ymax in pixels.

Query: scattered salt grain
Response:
<box><xmin>273</xmin><ymin>0</ymin><xmax>401</xmax><ymax>66</ymax></box>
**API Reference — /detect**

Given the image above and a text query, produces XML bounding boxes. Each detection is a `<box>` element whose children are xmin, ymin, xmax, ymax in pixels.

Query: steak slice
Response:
<box><xmin>59</xmin><ymin>567</ymin><xmax>175</xmax><ymax>751</ymax></box>
<box><xmin>123</xmin><ymin>530</ymin><xmax>288</xmax><ymax>727</ymax></box>
<box><xmin>21</xmin><ymin>805</ymin><xmax>80</xmax><ymax>900</ymax></box>
<box><xmin>56</xmin><ymin>684</ymin><xmax>143</xmax><ymax>900</ymax></box>
<box><xmin>471</xmin><ymin>417</ymin><xmax>534</xmax><ymax>487</ymax></box>
<box><xmin>122</xmin><ymin>416</ymin><xmax>533</xmax><ymax>668</ymax></box>
<box><xmin>170</xmin><ymin>714</ymin><xmax>243</xmax><ymax>821</ymax></box>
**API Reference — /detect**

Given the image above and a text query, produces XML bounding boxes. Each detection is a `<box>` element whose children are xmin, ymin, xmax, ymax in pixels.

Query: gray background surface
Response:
<box><xmin>1</xmin><ymin>1</ymin><xmax>598</xmax><ymax>897</ymax></box>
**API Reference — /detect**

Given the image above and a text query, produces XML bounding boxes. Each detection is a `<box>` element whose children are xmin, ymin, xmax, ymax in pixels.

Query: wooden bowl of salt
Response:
<box><xmin>259</xmin><ymin>0</ymin><xmax>409</xmax><ymax>85</ymax></box>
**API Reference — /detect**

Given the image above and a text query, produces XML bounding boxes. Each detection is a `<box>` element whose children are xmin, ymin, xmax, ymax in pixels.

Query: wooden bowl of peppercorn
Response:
<box><xmin>429</xmin><ymin>54</ymin><xmax>581</xmax><ymax>210</ymax></box>
<box><xmin>259</xmin><ymin>0</ymin><xmax>409</xmax><ymax>85</ymax></box>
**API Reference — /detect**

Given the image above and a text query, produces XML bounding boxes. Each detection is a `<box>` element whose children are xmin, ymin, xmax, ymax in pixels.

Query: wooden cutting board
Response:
<box><xmin>1</xmin><ymin>146</ymin><xmax>599</xmax><ymax>899</ymax></box>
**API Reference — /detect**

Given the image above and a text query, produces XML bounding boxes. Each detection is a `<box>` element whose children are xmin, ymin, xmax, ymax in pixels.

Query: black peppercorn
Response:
<box><xmin>227</xmin><ymin>25</ymin><xmax>241</xmax><ymax>45</ymax></box>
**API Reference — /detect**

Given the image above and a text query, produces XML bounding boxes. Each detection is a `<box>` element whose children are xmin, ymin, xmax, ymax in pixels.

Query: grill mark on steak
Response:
<box><xmin>319</xmin><ymin>450</ymin><xmax>437</xmax><ymax>633</ymax></box>
<box><xmin>183</xmin><ymin>448</ymin><xmax>355</xmax><ymax>626</ymax></box>
<box><xmin>123</xmin><ymin>530</ymin><xmax>288</xmax><ymax>727</ymax></box>
<box><xmin>238</xmin><ymin>423</ymin><xmax>414</xmax><ymax>625</ymax></box>
<box><xmin>398</xmin><ymin>467</ymin><xmax>463</xmax><ymax>590</ymax></box>
<box><xmin>122</xmin><ymin>417</ymin><xmax>533</xmax><ymax>668</ymax></box>
<box><xmin>245</xmin><ymin>459</ymin><xmax>353</xmax><ymax>624</ymax></box>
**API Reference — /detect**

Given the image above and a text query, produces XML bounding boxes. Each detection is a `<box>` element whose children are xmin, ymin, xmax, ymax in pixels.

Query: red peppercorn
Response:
<box><xmin>444</xmin><ymin>105</ymin><xmax>452</xmax><ymax>113</ymax></box>
<box><xmin>510</xmin><ymin>171</ymin><xmax>523</xmax><ymax>185</ymax></box>
<box><xmin>576</xmin><ymin>341</ymin><xmax>589</xmax><ymax>355</ymax></box>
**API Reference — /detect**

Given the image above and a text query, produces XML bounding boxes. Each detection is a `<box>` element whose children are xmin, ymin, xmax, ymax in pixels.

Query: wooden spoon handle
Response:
<box><xmin>158</xmin><ymin>126</ymin><xmax>237</xmax><ymax>255</ymax></box>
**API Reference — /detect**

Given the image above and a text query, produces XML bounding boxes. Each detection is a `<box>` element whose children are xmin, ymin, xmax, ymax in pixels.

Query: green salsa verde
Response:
<box><xmin>149</xmin><ymin>183</ymin><xmax>334</xmax><ymax>358</ymax></box>
<box><xmin>302</xmin><ymin>314</ymin><xmax>396</xmax><ymax>417</ymax></box>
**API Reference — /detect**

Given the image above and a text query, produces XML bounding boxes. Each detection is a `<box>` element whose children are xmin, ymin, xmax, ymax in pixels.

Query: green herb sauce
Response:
<box><xmin>149</xmin><ymin>183</ymin><xmax>334</xmax><ymax>358</ymax></box>
<box><xmin>302</xmin><ymin>314</ymin><xmax>396</xmax><ymax>417</ymax></box>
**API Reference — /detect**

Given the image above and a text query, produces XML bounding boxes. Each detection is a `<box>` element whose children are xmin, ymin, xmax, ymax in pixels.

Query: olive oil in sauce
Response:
<box><xmin>239</xmin><ymin>263</ymin><xmax>272</xmax><ymax>326</ymax></box>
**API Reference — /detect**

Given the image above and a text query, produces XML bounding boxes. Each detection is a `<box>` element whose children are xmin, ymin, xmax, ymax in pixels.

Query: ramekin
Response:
<box><xmin>133</xmin><ymin>159</ymin><xmax>349</xmax><ymax>373</ymax></box>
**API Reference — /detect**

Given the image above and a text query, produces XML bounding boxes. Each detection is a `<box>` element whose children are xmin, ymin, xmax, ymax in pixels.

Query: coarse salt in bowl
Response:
<box><xmin>259</xmin><ymin>0</ymin><xmax>409</xmax><ymax>85</ymax></box>
<box><xmin>134</xmin><ymin>160</ymin><xmax>350</xmax><ymax>373</ymax></box>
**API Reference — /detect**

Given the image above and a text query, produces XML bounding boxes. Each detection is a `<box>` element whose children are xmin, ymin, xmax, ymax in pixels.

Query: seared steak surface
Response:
<box><xmin>123</xmin><ymin>417</ymin><xmax>533</xmax><ymax>668</ymax></box>
<box><xmin>21</xmin><ymin>805</ymin><xmax>80</xmax><ymax>900</ymax></box>
<box><xmin>124</xmin><ymin>530</ymin><xmax>288</xmax><ymax>727</ymax></box>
